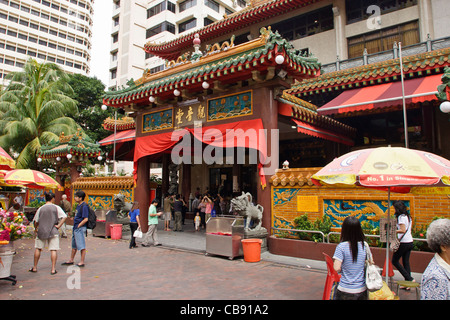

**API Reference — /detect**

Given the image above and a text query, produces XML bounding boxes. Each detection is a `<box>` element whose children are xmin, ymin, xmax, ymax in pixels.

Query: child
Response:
<box><xmin>194</xmin><ymin>212</ymin><xmax>201</xmax><ymax>231</ymax></box>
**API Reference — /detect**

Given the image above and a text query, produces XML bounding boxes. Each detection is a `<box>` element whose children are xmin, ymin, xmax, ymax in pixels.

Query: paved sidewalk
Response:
<box><xmin>0</xmin><ymin>219</ymin><xmax>419</xmax><ymax>302</ymax></box>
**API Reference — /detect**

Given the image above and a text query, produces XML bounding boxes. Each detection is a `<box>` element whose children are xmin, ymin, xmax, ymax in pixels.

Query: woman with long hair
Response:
<box><xmin>392</xmin><ymin>200</ymin><xmax>415</xmax><ymax>286</ymax></box>
<box><xmin>333</xmin><ymin>216</ymin><xmax>370</xmax><ymax>300</ymax></box>
<box><xmin>128</xmin><ymin>201</ymin><xmax>141</xmax><ymax>249</ymax></box>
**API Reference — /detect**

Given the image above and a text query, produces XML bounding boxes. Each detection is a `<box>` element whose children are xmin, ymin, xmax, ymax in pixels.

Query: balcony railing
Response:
<box><xmin>321</xmin><ymin>35</ymin><xmax>450</xmax><ymax>74</ymax></box>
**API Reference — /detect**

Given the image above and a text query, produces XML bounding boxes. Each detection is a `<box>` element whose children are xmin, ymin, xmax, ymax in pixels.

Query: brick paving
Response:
<box><xmin>0</xmin><ymin>219</ymin><xmax>418</xmax><ymax>303</ymax></box>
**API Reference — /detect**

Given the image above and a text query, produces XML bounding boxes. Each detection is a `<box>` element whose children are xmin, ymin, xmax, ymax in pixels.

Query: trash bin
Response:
<box><xmin>110</xmin><ymin>224</ymin><xmax>122</xmax><ymax>240</ymax></box>
<box><xmin>241</xmin><ymin>239</ymin><xmax>262</xmax><ymax>262</ymax></box>
<box><xmin>0</xmin><ymin>252</ymin><xmax>14</xmax><ymax>278</ymax></box>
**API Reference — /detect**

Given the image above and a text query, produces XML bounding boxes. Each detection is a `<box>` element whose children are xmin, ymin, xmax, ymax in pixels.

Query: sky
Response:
<box><xmin>90</xmin><ymin>0</ymin><xmax>114</xmax><ymax>86</ymax></box>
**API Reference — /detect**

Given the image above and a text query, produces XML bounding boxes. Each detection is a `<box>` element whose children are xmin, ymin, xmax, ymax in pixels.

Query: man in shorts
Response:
<box><xmin>30</xmin><ymin>192</ymin><xmax>67</xmax><ymax>275</ymax></box>
<box><xmin>62</xmin><ymin>190</ymin><xmax>89</xmax><ymax>267</ymax></box>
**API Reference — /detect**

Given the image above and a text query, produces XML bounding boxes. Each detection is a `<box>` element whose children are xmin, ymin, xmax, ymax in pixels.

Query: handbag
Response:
<box><xmin>133</xmin><ymin>227</ymin><xmax>143</xmax><ymax>238</ymax></box>
<box><xmin>390</xmin><ymin>217</ymin><xmax>410</xmax><ymax>252</ymax></box>
<box><xmin>364</xmin><ymin>242</ymin><xmax>383</xmax><ymax>292</ymax></box>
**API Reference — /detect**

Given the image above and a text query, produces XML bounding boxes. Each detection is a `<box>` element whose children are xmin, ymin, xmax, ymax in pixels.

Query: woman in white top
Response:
<box><xmin>391</xmin><ymin>200</ymin><xmax>415</xmax><ymax>283</ymax></box>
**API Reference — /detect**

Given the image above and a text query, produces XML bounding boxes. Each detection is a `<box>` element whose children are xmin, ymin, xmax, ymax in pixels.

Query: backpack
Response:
<box><xmin>84</xmin><ymin>203</ymin><xmax>97</xmax><ymax>230</ymax></box>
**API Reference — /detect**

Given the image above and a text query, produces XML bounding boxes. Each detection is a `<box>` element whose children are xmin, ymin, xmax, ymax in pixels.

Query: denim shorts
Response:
<box><xmin>72</xmin><ymin>226</ymin><xmax>86</xmax><ymax>250</ymax></box>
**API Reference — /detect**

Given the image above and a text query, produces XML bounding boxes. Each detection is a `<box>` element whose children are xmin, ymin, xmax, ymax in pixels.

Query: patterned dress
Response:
<box><xmin>421</xmin><ymin>254</ymin><xmax>450</xmax><ymax>300</ymax></box>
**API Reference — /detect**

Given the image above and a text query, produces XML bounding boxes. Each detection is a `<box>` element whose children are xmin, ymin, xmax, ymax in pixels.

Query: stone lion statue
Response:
<box><xmin>113</xmin><ymin>193</ymin><xmax>133</xmax><ymax>218</ymax></box>
<box><xmin>231</xmin><ymin>192</ymin><xmax>264</xmax><ymax>231</ymax></box>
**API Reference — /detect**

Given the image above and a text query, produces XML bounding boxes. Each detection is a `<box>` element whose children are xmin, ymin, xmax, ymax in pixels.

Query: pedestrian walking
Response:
<box><xmin>173</xmin><ymin>194</ymin><xmax>183</xmax><ymax>232</ymax></box>
<box><xmin>59</xmin><ymin>194</ymin><xmax>71</xmax><ymax>238</ymax></box>
<box><xmin>128</xmin><ymin>201</ymin><xmax>141</xmax><ymax>249</ymax></box>
<box><xmin>391</xmin><ymin>200</ymin><xmax>415</xmax><ymax>286</ymax></box>
<box><xmin>30</xmin><ymin>192</ymin><xmax>67</xmax><ymax>275</ymax></box>
<box><xmin>142</xmin><ymin>199</ymin><xmax>162</xmax><ymax>247</ymax></box>
<box><xmin>163</xmin><ymin>194</ymin><xmax>172</xmax><ymax>231</ymax></box>
<box><xmin>62</xmin><ymin>190</ymin><xmax>89</xmax><ymax>267</ymax></box>
<box><xmin>421</xmin><ymin>218</ymin><xmax>450</xmax><ymax>300</ymax></box>
<box><xmin>333</xmin><ymin>216</ymin><xmax>370</xmax><ymax>300</ymax></box>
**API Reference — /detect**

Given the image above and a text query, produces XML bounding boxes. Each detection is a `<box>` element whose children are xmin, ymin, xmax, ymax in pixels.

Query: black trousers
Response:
<box><xmin>129</xmin><ymin>222</ymin><xmax>138</xmax><ymax>248</ymax></box>
<box><xmin>392</xmin><ymin>242</ymin><xmax>414</xmax><ymax>281</ymax></box>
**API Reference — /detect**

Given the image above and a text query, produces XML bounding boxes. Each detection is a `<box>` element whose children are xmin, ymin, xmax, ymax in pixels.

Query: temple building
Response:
<box><xmin>101</xmin><ymin>0</ymin><xmax>450</xmax><ymax>234</ymax></box>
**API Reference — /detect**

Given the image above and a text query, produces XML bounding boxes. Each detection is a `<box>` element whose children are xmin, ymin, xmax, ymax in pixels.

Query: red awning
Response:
<box><xmin>98</xmin><ymin>129</ymin><xmax>136</xmax><ymax>146</ymax></box>
<box><xmin>133</xmin><ymin>118</ymin><xmax>269</xmax><ymax>187</ymax></box>
<box><xmin>292</xmin><ymin>119</ymin><xmax>354</xmax><ymax>146</ymax></box>
<box><xmin>318</xmin><ymin>74</ymin><xmax>441</xmax><ymax>116</ymax></box>
<box><xmin>134</xmin><ymin>119</ymin><xmax>267</xmax><ymax>164</ymax></box>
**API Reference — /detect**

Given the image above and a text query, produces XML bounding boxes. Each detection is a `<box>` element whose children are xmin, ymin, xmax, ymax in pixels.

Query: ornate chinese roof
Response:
<box><xmin>38</xmin><ymin>128</ymin><xmax>101</xmax><ymax>160</ymax></box>
<box><xmin>277</xmin><ymin>91</ymin><xmax>356</xmax><ymax>136</ymax></box>
<box><xmin>269</xmin><ymin>167</ymin><xmax>320</xmax><ymax>187</ymax></box>
<box><xmin>103</xmin><ymin>116</ymin><xmax>136</xmax><ymax>132</ymax></box>
<box><xmin>286</xmin><ymin>47</ymin><xmax>450</xmax><ymax>97</ymax></box>
<box><xmin>103</xmin><ymin>27</ymin><xmax>321</xmax><ymax>108</ymax></box>
<box><xmin>71</xmin><ymin>176</ymin><xmax>135</xmax><ymax>190</ymax></box>
<box><xmin>144</xmin><ymin>0</ymin><xmax>319</xmax><ymax>61</ymax></box>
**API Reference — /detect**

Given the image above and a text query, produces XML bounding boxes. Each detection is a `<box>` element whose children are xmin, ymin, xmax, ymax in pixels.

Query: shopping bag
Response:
<box><xmin>133</xmin><ymin>228</ymin><xmax>143</xmax><ymax>238</ymax></box>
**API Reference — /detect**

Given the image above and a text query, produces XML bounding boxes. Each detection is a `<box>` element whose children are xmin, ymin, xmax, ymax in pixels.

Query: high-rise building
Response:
<box><xmin>108</xmin><ymin>0</ymin><xmax>247</xmax><ymax>91</ymax></box>
<box><xmin>0</xmin><ymin>0</ymin><xmax>94</xmax><ymax>83</ymax></box>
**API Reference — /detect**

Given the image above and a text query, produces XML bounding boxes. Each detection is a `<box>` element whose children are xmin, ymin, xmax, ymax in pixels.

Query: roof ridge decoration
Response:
<box><xmin>103</xmin><ymin>116</ymin><xmax>136</xmax><ymax>132</ymax></box>
<box><xmin>39</xmin><ymin>128</ymin><xmax>101</xmax><ymax>160</ymax></box>
<box><xmin>287</xmin><ymin>47</ymin><xmax>450</xmax><ymax>96</ymax></box>
<box><xmin>143</xmin><ymin>0</ymin><xmax>319</xmax><ymax>61</ymax></box>
<box><xmin>103</xmin><ymin>27</ymin><xmax>321</xmax><ymax>107</ymax></box>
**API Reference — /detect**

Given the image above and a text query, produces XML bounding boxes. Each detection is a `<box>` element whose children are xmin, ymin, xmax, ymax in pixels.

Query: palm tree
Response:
<box><xmin>0</xmin><ymin>59</ymin><xmax>79</xmax><ymax>169</ymax></box>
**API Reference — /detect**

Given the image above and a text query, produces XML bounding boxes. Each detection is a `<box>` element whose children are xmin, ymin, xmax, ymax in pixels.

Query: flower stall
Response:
<box><xmin>0</xmin><ymin>209</ymin><xmax>32</xmax><ymax>285</ymax></box>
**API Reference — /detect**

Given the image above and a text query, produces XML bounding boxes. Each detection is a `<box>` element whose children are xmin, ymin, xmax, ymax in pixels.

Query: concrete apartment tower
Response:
<box><xmin>0</xmin><ymin>0</ymin><xmax>94</xmax><ymax>83</ymax></box>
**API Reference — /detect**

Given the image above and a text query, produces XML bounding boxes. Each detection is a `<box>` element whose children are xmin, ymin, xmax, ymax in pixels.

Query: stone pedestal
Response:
<box><xmin>244</xmin><ymin>227</ymin><xmax>268</xmax><ymax>252</ymax></box>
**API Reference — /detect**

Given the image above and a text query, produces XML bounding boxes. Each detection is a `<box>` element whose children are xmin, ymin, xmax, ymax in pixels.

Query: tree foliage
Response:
<box><xmin>0</xmin><ymin>59</ymin><xmax>79</xmax><ymax>169</ymax></box>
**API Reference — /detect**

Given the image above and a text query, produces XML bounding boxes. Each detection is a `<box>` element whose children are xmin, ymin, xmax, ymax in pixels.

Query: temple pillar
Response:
<box><xmin>135</xmin><ymin>156</ymin><xmax>150</xmax><ymax>232</ymax></box>
<box><xmin>257</xmin><ymin>87</ymin><xmax>279</xmax><ymax>233</ymax></box>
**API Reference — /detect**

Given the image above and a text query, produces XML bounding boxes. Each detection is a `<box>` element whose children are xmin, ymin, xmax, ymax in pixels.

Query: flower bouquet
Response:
<box><xmin>0</xmin><ymin>209</ymin><xmax>32</xmax><ymax>245</ymax></box>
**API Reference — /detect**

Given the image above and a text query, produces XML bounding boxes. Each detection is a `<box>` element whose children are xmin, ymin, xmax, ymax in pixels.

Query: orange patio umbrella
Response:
<box><xmin>1</xmin><ymin>169</ymin><xmax>62</xmax><ymax>190</ymax></box>
<box><xmin>0</xmin><ymin>146</ymin><xmax>15</xmax><ymax>171</ymax></box>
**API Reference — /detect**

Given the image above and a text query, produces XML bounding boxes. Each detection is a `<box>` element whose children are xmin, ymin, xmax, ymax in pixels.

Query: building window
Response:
<box><xmin>179</xmin><ymin>18</ymin><xmax>197</xmax><ymax>33</ymax></box>
<box><xmin>204</xmin><ymin>0</ymin><xmax>219</xmax><ymax>13</ymax></box>
<box><xmin>271</xmin><ymin>5</ymin><xmax>334</xmax><ymax>41</ymax></box>
<box><xmin>179</xmin><ymin>0</ymin><xmax>197</xmax><ymax>12</ymax></box>
<box><xmin>111</xmin><ymin>69</ymin><xmax>117</xmax><ymax>79</ymax></box>
<box><xmin>346</xmin><ymin>0</ymin><xmax>418</xmax><ymax>25</ymax></box>
<box><xmin>146</xmin><ymin>21</ymin><xmax>175</xmax><ymax>38</ymax></box>
<box><xmin>348</xmin><ymin>21</ymin><xmax>420</xmax><ymax>58</ymax></box>
<box><xmin>204</xmin><ymin>17</ymin><xmax>214</xmax><ymax>26</ymax></box>
<box><xmin>147</xmin><ymin>1</ymin><xmax>176</xmax><ymax>18</ymax></box>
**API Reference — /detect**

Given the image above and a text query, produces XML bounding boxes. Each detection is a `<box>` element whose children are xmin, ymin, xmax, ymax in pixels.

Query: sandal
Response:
<box><xmin>61</xmin><ymin>262</ymin><xmax>74</xmax><ymax>265</ymax></box>
<box><xmin>51</xmin><ymin>270</ymin><xmax>57</xmax><ymax>275</ymax></box>
<box><xmin>28</xmin><ymin>267</ymin><xmax>37</xmax><ymax>273</ymax></box>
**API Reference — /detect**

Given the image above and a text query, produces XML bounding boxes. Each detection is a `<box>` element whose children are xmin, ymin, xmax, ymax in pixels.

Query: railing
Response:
<box><xmin>321</xmin><ymin>35</ymin><xmax>450</xmax><ymax>74</ymax></box>
<box><xmin>272</xmin><ymin>227</ymin><xmax>428</xmax><ymax>245</ymax></box>
<box><xmin>272</xmin><ymin>227</ymin><xmax>325</xmax><ymax>243</ymax></box>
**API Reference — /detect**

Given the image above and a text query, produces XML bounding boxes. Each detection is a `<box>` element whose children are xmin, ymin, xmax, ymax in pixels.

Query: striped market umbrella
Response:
<box><xmin>1</xmin><ymin>169</ymin><xmax>62</xmax><ymax>190</ymax></box>
<box><xmin>311</xmin><ymin>146</ymin><xmax>450</xmax><ymax>282</ymax></box>
<box><xmin>0</xmin><ymin>147</ymin><xmax>15</xmax><ymax>171</ymax></box>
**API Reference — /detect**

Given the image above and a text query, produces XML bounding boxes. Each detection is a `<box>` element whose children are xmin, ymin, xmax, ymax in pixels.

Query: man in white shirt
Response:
<box><xmin>30</xmin><ymin>192</ymin><xmax>67</xmax><ymax>275</ymax></box>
